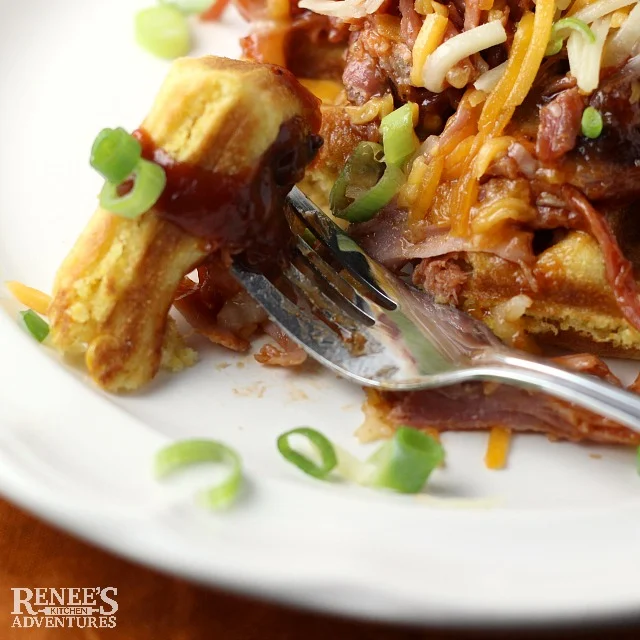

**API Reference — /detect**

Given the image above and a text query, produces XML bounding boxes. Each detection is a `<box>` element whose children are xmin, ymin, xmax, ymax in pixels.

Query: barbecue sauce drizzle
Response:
<box><xmin>133</xmin><ymin>116</ymin><xmax>322</xmax><ymax>269</ymax></box>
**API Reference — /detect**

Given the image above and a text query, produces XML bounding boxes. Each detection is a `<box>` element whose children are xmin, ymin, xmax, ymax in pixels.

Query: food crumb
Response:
<box><xmin>589</xmin><ymin>453</ymin><xmax>603</xmax><ymax>460</ymax></box>
<box><xmin>287</xmin><ymin>386</ymin><xmax>309</xmax><ymax>402</ymax></box>
<box><xmin>233</xmin><ymin>382</ymin><xmax>266</xmax><ymax>398</ymax></box>
<box><xmin>216</xmin><ymin>362</ymin><xmax>230</xmax><ymax>370</ymax></box>
<box><xmin>236</xmin><ymin>361</ymin><xmax>246</xmax><ymax>369</ymax></box>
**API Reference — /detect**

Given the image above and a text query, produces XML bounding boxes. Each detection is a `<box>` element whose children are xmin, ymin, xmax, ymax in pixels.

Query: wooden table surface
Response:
<box><xmin>0</xmin><ymin>497</ymin><xmax>638</xmax><ymax>640</ymax></box>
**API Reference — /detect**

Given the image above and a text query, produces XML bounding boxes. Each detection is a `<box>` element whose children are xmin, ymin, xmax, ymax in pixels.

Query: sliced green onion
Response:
<box><xmin>155</xmin><ymin>439</ymin><xmax>242</xmax><ymax>509</ymax></box>
<box><xmin>20</xmin><ymin>310</ymin><xmax>49</xmax><ymax>343</ymax></box>
<box><xmin>581</xmin><ymin>106</ymin><xmax>603</xmax><ymax>139</ymax></box>
<box><xmin>277</xmin><ymin>427</ymin><xmax>337</xmax><ymax>479</ymax></box>
<box><xmin>367</xmin><ymin>427</ymin><xmax>444</xmax><ymax>493</ymax></box>
<box><xmin>330</xmin><ymin>142</ymin><xmax>404</xmax><ymax>223</ymax></box>
<box><xmin>135</xmin><ymin>5</ymin><xmax>191</xmax><ymax>60</ymax></box>
<box><xmin>380</xmin><ymin>104</ymin><xmax>419</xmax><ymax>167</ymax></box>
<box><xmin>160</xmin><ymin>0</ymin><xmax>213</xmax><ymax>14</ymax></box>
<box><xmin>278</xmin><ymin>426</ymin><xmax>444</xmax><ymax>494</ymax></box>
<box><xmin>331</xmin><ymin>141</ymin><xmax>384</xmax><ymax>214</ymax></box>
<box><xmin>545</xmin><ymin>17</ymin><xmax>595</xmax><ymax>55</ymax></box>
<box><xmin>338</xmin><ymin>164</ymin><xmax>404</xmax><ymax>223</ymax></box>
<box><xmin>553</xmin><ymin>17</ymin><xmax>596</xmax><ymax>42</ymax></box>
<box><xmin>545</xmin><ymin>38</ymin><xmax>563</xmax><ymax>56</ymax></box>
<box><xmin>100</xmin><ymin>159</ymin><xmax>166</xmax><ymax>219</ymax></box>
<box><xmin>90</xmin><ymin>128</ymin><xmax>142</xmax><ymax>184</ymax></box>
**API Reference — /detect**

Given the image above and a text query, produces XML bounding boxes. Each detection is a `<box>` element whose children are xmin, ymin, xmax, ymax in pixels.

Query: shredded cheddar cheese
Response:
<box><xmin>345</xmin><ymin>94</ymin><xmax>395</xmax><ymax>124</ymax></box>
<box><xmin>444</xmin><ymin>135</ymin><xmax>476</xmax><ymax>170</ymax></box>
<box><xmin>467</xmin><ymin>88</ymin><xmax>487</xmax><ymax>107</ymax></box>
<box><xmin>567</xmin><ymin>0</ymin><xmax>597</xmax><ymax>15</ymax></box>
<box><xmin>449</xmin><ymin>13</ymin><xmax>535</xmax><ymax>235</ymax></box>
<box><xmin>443</xmin><ymin>135</ymin><xmax>476</xmax><ymax>179</ymax></box>
<box><xmin>505</xmin><ymin>0</ymin><xmax>555</xmax><ymax>108</ymax></box>
<box><xmin>473</xmin><ymin>136</ymin><xmax>514</xmax><ymax>178</ymax></box>
<box><xmin>442</xmin><ymin>160</ymin><xmax>464</xmax><ymax>181</ymax></box>
<box><xmin>398</xmin><ymin>155</ymin><xmax>429</xmax><ymax>207</ymax></box>
<box><xmin>408</xmin><ymin>156</ymin><xmax>444</xmax><ymax>226</ymax></box>
<box><xmin>471</xmin><ymin>197</ymin><xmax>537</xmax><ymax>234</ymax></box>
<box><xmin>611</xmin><ymin>6</ymin><xmax>631</xmax><ymax>26</ymax></box>
<box><xmin>6</xmin><ymin>281</ymin><xmax>51</xmax><ymax>315</ymax></box>
<box><xmin>479</xmin><ymin>12</ymin><xmax>535</xmax><ymax>133</ymax></box>
<box><xmin>485</xmin><ymin>427</ymin><xmax>512</xmax><ymax>469</ymax></box>
<box><xmin>411</xmin><ymin>13</ymin><xmax>449</xmax><ymax>87</ymax></box>
<box><xmin>432</xmin><ymin>2</ymin><xmax>448</xmax><ymax>15</ymax></box>
<box><xmin>299</xmin><ymin>78</ymin><xmax>344</xmax><ymax>104</ymax></box>
<box><xmin>414</xmin><ymin>0</ymin><xmax>433</xmax><ymax>14</ymax></box>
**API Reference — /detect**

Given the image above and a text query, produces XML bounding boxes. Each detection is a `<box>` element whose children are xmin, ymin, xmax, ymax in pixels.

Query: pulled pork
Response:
<box><xmin>234</xmin><ymin>1</ymin><xmax>640</xmax><ymax>446</ymax></box>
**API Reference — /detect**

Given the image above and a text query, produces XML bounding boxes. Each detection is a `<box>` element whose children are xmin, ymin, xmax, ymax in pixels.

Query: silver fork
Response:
<box><xmin>231</xmin><ymin>187</ymin><xmax>640</xmax><ymax>432</ymax></box>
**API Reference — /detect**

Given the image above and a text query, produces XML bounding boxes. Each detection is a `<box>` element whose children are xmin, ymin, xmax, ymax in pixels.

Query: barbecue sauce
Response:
<box><xmin>133</xmin><ymin>114</ymin><xmax>322</xmax><ymax>269</ymax></box>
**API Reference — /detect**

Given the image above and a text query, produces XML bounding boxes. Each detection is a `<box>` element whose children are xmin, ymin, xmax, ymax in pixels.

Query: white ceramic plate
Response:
<box><xmin>2</xmin><ymin>0</ymin><xmax>640</xmax><ymax>627</ymax></box>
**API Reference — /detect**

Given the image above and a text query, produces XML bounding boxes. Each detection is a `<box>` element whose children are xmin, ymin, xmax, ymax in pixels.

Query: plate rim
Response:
<box><xmin>3</xmin><ymin>0</ymin><xmax>640</xmax><ymax>628</ymax></box>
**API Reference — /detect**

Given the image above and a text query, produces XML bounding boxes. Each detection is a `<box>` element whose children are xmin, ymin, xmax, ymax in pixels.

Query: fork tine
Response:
<box><xmin>286</xmin><ymin>187</ymin><xmax>398</xmax><ymax>310</ymax></box>
<box><xmin>230</xmin><ymin>261</ymin><xmax>401</xmax><ymax>383</ymax></box>
<box><xmin>293</xmin><ymin>236</ymin><xmax>376</xmax><ymax>326</ymax></box>
<box><xmin>230</xmin><ymin>262</ymin><xmax>355</xmax><ymax>363</ymax></box>
<box><xmin>283</xmin><ymin>262</ymin><xmax>362</xmax><ymax>334</ymax></box>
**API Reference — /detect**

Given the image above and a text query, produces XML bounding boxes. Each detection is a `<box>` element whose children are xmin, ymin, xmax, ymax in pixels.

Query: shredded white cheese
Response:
<box><xmin>473</xmin><ymin>61</ymin><xmax>508</xmax><ymax>92</ymax></box>
<box><xmin>572</xmin><ymin>0</ymin><xmax>637</xmax><ymax>25</ymax></box>
<box><xmin>604</xmin><ymin>2</ymin><xmax>640</xmax><ymax>65</ymax></box>
<box><xmin>298</xmin><ymin>0</ymin><xmax>385</xmax><ymax>17</ymax></box>
<box><xmin>567</xmin><ymin>15</ymin><xmax>611</xmax><ymax>93</ymax></box>
<box><xmin>422</xmin><ymin>21</ymin><xmax>507</xmax><ymax>93</ymax></box>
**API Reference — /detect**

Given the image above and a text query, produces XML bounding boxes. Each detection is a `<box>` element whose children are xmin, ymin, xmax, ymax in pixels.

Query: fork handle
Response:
<box><xmin>468</xmin><ymin>353</ymin><xmax>640</xmax><ymax>433</ymax></box>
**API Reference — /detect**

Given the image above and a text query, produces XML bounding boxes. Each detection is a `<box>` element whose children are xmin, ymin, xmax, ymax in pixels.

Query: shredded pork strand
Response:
<box><xmin>255</xmin><ymin>322</ymin><xmax>308</xmax><ymax>366</ymax></box>
<box><xmin>371</xmin><ymin>352</ymin><xmax>640</xmax><ymax>445</ymax></box>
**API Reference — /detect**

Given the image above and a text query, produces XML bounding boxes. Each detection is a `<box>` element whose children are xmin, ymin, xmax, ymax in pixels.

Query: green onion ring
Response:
<box><xmin>99</xmin><ymin>159</ymin><xmax>166</xmax><ymax>219</ymax></box>
<box><xmin>581</xmin><ymin>106</ymin><xmax>603</xmax><ymax>139</ymax></box>
<box><xmin>546</xmin><ymin>17</ymin><xmax>595</xmax><ymax>55</ymax></box>
<box><xmin>337</xmin><ymin>163</ymin><xmax>405</xmax><ymax>223</ymax></box>
<box><xmin>380</xmin><ymin>103</ymin><xmax>419</xmax><ymax>167</ymax></box>
<box><xmin>277</xmin><ymin>426</ymin><xmax>444</xmax><ymax>494</ymax></box>
<box><xmin>20</xmin><ymin>310</ymin><xmax>49</xmax><ymax>343</ymax></box>
<box><xmin>552</xmin><ymin>17</ymin><xmax>596</xmax><ymax>42</ymax></box>
<box><xmin>330</xmin><ymin>141</ymin><xmax>384</xmax><ymax>218</ymax></box>
<box><xmin>135</xmin><ymin>5</ymin><xmax>191</xmax><ymax>60</ymax></box>
<box><xmin>155</xmin><ymin>439</ymin><xmax>243</xmax><ymax>509</ymax></box>
<box><xmin>90</xmin><ymin>128</ymin><xmax>142</xmax><ymax>184</ymax></box>
<box><xmin>330</xmin><ymin>141</ymin><xmax>405</xmax><ymax>223</ymax></box>
<box><xmin>367</xmin><ymin>426</ymin><xmax>444</xmax><ymax>494</ymax></box>
<box><xmin>544</xmin><ymin>38</ymin><xmax>563</xmax><ymax>56</ymax></box>
<box><xmin>277</xmin><ymin>427</ymin><xmax>338</xmax><ymax>479</ymax></box>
